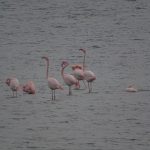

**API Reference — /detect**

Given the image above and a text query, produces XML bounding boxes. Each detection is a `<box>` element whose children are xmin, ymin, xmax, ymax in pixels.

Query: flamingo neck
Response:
<box><xmin>61</xmin><ymin>67</ymin><xmax>65</xmax><ymax>79</ymax></box>
<box><xmin>83</xmin><ymin>53</ymin><xmax>86</xmax><ymax>71</ymax></box>
<box><xmin>45</xmin><ymin>59</ymin><xmax>49</xmax><ymax>79</ymax></box>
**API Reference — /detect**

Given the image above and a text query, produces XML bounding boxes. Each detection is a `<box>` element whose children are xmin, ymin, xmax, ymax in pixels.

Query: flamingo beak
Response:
<box><xmin>61</xmin><ymin>61</ymin><xmax>69</xmax><ymax>67</ymax></box>
<box><xmin>41</xmin><ymin>56</ymin><xmax>49</xmax><ymax>62</ymax></box>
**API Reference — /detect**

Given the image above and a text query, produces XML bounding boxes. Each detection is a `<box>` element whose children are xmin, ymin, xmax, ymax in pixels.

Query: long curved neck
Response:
<box><xmin>83</xmin><ymin>53</ymin><xmax>86</xmax><ymax>71</ymax></box>
<box><xmin>61</xmin><ymin>66</ymin><xmax>65</xmax><ymax>79</ymax></box>
<box><xmin>45</xmin><ymin>59</ymin><xmax>49</xmax><ymax>79</ymax></box>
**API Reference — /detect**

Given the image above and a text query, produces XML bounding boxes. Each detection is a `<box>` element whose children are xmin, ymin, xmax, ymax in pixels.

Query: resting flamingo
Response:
<box><xmin>79</xmin><ymin>48</ymin><xmax>96</xmax><ymax>93</ymax></box>
<box><xmin>42</xmin><ymin>56</ymin><xmax>63</xmax><ymax>100</ymax></box>
<box><xmin>61</xmin><ymin>61</ymin><xmax>78</xmax><ymax>95</ymax></box>
<box><xmin>5</xmin><ymin>77</ymin><xmax>20</xmax><ymax>97</ymax></box>
<box><xmin>22</xmin><ymin>80</ymin><xmax>36</xmax><ymax>94</ymax></box>
<box><xmin>126</xmin><ymin>85</ymin><xmax>137</xmax><ymax>92</ymax></box>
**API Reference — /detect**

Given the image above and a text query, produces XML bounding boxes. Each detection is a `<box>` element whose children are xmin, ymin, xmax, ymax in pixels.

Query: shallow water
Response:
<box><xmin>0</xmin><ymin>0</ymin><xmax>150</xmax><ymax>149</ymax></box>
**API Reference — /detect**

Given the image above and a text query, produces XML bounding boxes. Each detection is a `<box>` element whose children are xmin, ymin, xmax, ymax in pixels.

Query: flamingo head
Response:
<box><xmin>5</xmin><ymin>78</ymin><xmax>11</xmax><ymax>86</ymax></box>
<box><xmin>79</xmin><ymin>48</ymin><xmax>86</xmax><ymax>54</ymax></box>
<box><xmin>41</xmin><ymin>56</ymin><xmax>49</xmax><ymax>62</ymax></box>
<box><xmin>61</xmin><ymin>60</ymin><xmax>69</xmax><ymax>68</ymax></box>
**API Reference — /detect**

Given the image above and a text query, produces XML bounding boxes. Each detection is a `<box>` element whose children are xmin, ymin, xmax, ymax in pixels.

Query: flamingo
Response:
<box><xmin>61</xmin><ymin>60</ymin><xmax>78</xmax><ymax>95</ymax></box>
<box><xmin>126</xmin><ymin>85</ymin><xmax>137</xmax><ymax>92</ymax></box>
<box><xmin>22</xmin><ymin>80</ymin><xmax>36</xmax><ymax>94</ymax></box>
<box><xmin>72</xmin><ymin>64</ymin><xmax>84</xmax><ymax>89</ymax></box>
<box><xmin>41</xmin><ymin>56</ymin><xmax>63</xmax><ymax>100</ymax></box>
<box><xmin>79</xmin><ymin>48</ymin><xmax>96</xmax><ymax>93</ymax></box>
<box><xmin>5</xmin><ymin>77</ymin><xmax>20</xmax><ymax>97</ymax></box>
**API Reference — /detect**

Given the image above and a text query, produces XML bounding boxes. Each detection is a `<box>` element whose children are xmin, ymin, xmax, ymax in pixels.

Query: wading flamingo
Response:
<box><xmin>61</xmin><ymin>61</ymin><xmax>78</xmax><ymax>95</ymax></box>
<box><xmin>22</xmin><ymin>80</ymin><xmax>36</xmax><ymax>94</ymax></box>
<box><xmin>5</xmin><ymin>77</ymin><xmax>20</xmax><ymax>97</ymax></box>
<box><xmin>72</xmin><ymin>64</ymin><xmax>85</xmax><ymax>89</ymax></box>
<box><xmin>42</xmin><ymin>56</ymin><xmax>63</xmax><ymax>100</ymax></box>
<box><xmin>126</xmin><ymin>85</ymin><xmax>137</xmax><ymax>92</ymax></box>
<box><xmin>79</xmin><ymin>48</ymin><xmax>96</xmax><ymax>93</ymax></box>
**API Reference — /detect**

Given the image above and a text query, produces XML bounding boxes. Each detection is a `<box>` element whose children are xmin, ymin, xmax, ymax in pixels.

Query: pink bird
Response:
<box><xmin>61</xmin><ymin>61</ymin><xmax>78</xmax><ymax>95</ymax></box>
<box><xmin>79</xmin><ymin>49</ymin><xmax>96</xmax><ymax>93</ymax></box>
<box><xmin>72</xmin><ymin>65</ymin><xmax>85</xmax><ymax>89</ymax></box>
<box><xmin>5</xmin><ymin>77</ymin><xmax>20</xmax><ymax>97</ymax></box>
<box><xmin>22</xmin><ymin>80</ymin><xmax>36</xmax><ymax>94</ymax></box>
<box><xmin>42</xmin><ymin>56</ymin><xmax>63</xmax><ymax>100</ymax></box>
<box><xmin>126</xmin><ymin>85</ymin><xmax>138</xmax><ymax>92</ymax></box>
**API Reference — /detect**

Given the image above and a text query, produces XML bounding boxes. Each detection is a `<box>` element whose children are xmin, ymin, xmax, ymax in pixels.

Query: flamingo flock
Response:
<box><xmin>5</xmin><ymin>49</ymin><xmax>97</xmax><ymax>99</ymax></box>
<box><xmin>5</xmin><ymin>48</ymin><xmax>137</xmax><ymax>99</ymax></box>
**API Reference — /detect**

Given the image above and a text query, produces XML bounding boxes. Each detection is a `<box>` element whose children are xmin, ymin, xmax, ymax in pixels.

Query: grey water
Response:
<box><xmin>0</xmin><ymin>0</ymin><xmax>150</xmax><ymax>149</ymax></box>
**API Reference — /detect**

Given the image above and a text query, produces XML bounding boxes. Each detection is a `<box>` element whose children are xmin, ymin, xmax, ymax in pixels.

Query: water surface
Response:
<box><xmin>0</xmin><ymin>0</ymin><xmax>150</xmax><ymax>149</ymax></box>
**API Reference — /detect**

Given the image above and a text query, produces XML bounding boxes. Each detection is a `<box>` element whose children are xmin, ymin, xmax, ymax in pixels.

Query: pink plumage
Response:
<box><xmin>72</xmin><ymin>67</ymin><xmax>85</xmax><ymax>89</ymax></box>
<box><xmin>61</xmin><ymin>61</ymin><xmax>78</xmax><ymax>95</ymax></box>
<box><xmin>42</xmin><ymin>56</ymin><xmax>63</xmax><ymax>100</ymax></box>
<box><xmin>126</xmin><ymin>85</ymin><xmax>137</xmax><ymax>92</ymax></box>
<box><xmin>22</xmin><ymin>80</ymin><xmax>36</xmax><ymax>94</ymax></box>
<box><xmin>5</xmin><ymin>77</ymin><xmax>20</xmax><ymax>97</ymax></box>
<box><xmin>79</xmin><ymin>48</ymin><xmax>96</xmax><ymax>93</ymax></box>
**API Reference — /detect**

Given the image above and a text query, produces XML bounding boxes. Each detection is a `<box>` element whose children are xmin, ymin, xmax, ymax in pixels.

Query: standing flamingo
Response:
<box><xmin>72</xmin><ymin>64</ymin><xmax>84</xmax><ymax>89</ymax></box>
<box><xmin>5</xmin><ymin>77</ymin><xmax>20</xmax><ymax>97</ymax></box>
<box><xmin>61</xmin><ymin>61</ymin><xmax>78</xmax><ymax>95</ymax></box>
<box><xmin>79</xmin><ymin>48</ymin><xmax>96</xmax><ymax>93</ymax></box>
<box><xmin>42</xmin><ymin>56</ymin><xmax>63</xmax><ymax>100</ymax></box>
<box><xmin>22</xmin><ymin>80</ymin><xmax>36</xmax><ymax>94</ymax></box>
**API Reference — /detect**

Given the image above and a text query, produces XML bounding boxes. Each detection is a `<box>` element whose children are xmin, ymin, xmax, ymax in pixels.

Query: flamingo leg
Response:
<box><xmin>90</xmin><ymin>82</ymin><xmax>92</xmax><ymax>93</ymax></box>
<box><xmin>51</xmin><ymin>90</ymin><xmax>53</xmax><ymax>100</ymax></box>
<box><xmin>69</xmin><ymin>86</ymin><xmax>72</xmax><ymax>95</ymax></box>
<box><xmin>88</xmin><ymin>82</ymin><xmax>92</xmax><ymax>93</ymax></box>
<box><xmin>82</xmin><ymin>80</ymin><xmax>87</xmax><ymax>89</ymax></box>
<box><xmin>54</xmin><ymin>90</ymin><xmax>55</xmax><ymax>100</ymax></box>
<box><xmin>88</xmin><ymin>82</ymin><xmax>90</xmax><ymax>93</ymax></box>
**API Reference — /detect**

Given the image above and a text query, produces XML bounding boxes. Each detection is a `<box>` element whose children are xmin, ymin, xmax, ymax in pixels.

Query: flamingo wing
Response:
<box><xmin>73</xmin><ymin>69</ymin><xmax>84</xmax><ymax>80</ymax></box>
<box><xmin>48</xmin><ymin>77</ymin><xmax>63</xmax><ymax>90</ymax></box>
<box><xmin>84</xmin><ymin>70</ymin><xmax>96</xmax><ymax>82</ymax></box>
<box><xmin>63</xmin><ymin>74</ymin><xmax>77</xmax><ymax>86</ymax></box>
